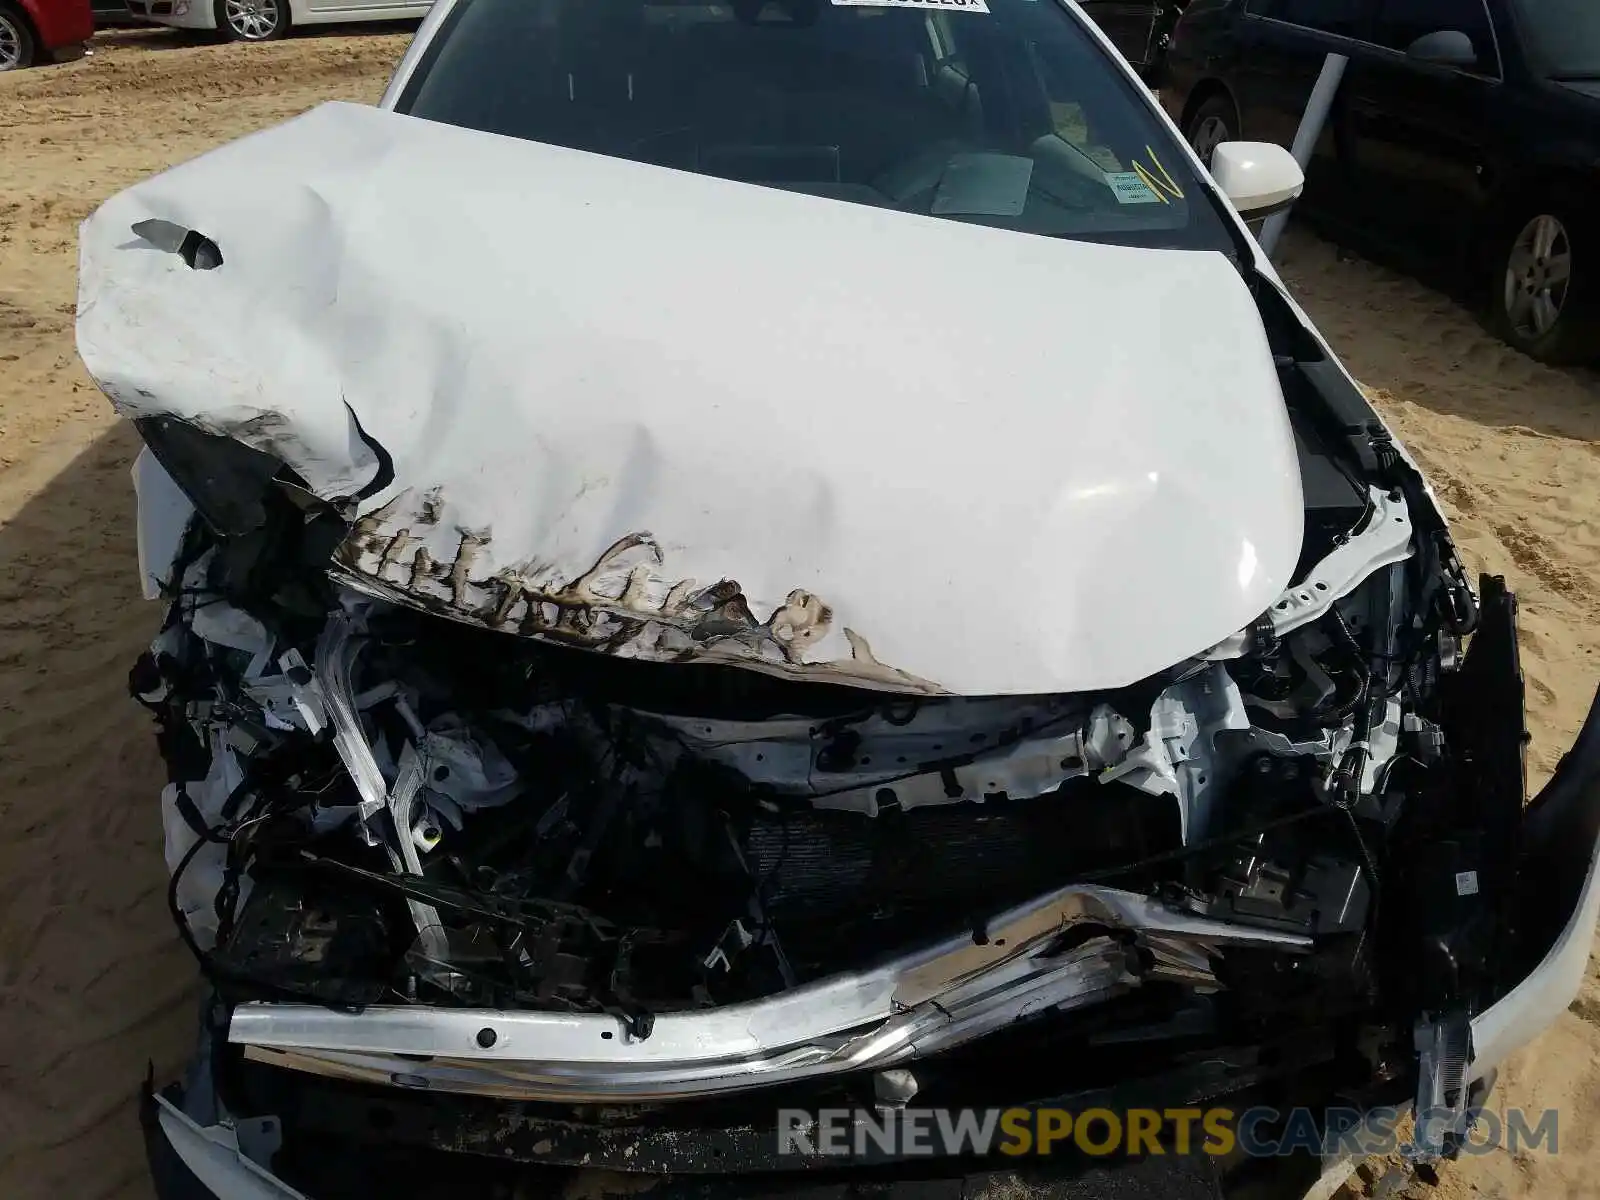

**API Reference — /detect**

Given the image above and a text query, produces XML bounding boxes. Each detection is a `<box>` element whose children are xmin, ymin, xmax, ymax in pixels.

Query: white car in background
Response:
<box><xmin>124</xmin><ymin>0</ymin><xmax>428</xmax><ymax>42</ymax></box>
<box><xmin>75</xmin><ymin>0</ymin><xmax>1600</xmax><ymax>1197</ymax></box>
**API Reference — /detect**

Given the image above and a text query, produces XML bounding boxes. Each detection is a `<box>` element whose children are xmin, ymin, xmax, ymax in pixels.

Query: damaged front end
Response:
<box><xmin>123</xmin><ymin>365</ymin><xmax>1582</xmax><ymax>1199</ymax></box>
<box><xmin>82</xmin><ymin>102</ymin><xmax>1600</xmax><ymax>1200</ymax></box>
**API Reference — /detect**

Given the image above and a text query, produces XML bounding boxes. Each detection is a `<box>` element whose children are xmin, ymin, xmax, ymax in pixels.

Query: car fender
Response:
<box><xmin>18</xmin><ymin>0</ymin><xmax>93</xmax><ymax>50</ymax></box>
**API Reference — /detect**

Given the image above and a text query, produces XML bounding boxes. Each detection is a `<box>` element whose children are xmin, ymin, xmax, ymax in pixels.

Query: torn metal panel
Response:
<box><xmin>333</xmin><ymin>507</ymin><xmax>942</xmax><ymax>694</ymax></box>
<box><xmin>132</xmin><ymin>448</ymin><xmax>195</xmax><ymax>600</ymax></box>
<box><xmin>79</xmin><ymin>100</ymin><xmax>1305</xmax><ymax>696</ymax></box>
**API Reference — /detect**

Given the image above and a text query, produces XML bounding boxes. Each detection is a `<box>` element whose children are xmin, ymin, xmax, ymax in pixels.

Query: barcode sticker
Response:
<box><xmin>1104</xmin><ymin>171</ymin><xmax>1163</xmax><ymax>205</ymax></box>
<box><xmin>832</xmin><ymin>0</ymin><xmax>990</xmax><ymax>10</ymax></box>
<box><xmin>1455</xmin><ymin>870</ymin><xmax>1479</xmax><ymax>897</ymax></box>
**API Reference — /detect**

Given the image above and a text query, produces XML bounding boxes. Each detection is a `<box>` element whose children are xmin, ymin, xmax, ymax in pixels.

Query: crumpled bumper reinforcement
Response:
<box><xmin>229</xmin><ymin>882</ymin><xmax>1308</xmax><ymax>1103</ymax></box>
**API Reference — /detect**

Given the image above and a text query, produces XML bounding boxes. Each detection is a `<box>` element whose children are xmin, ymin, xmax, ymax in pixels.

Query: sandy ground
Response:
<box><xmin>0</xmin><ymin>27</ymin><xmax>1598</xmax><ymax>1200</ymax></box>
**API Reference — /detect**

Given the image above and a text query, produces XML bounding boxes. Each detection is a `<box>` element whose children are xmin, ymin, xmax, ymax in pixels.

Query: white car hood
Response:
<box><xmin>78</xmin><ymin>101</ymin><xmax>1303</xmax><ymax>697</ymax></box>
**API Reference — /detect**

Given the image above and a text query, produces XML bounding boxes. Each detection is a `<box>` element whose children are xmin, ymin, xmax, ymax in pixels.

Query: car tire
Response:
<box><xmin>214</xmin><ymin>0</ymin><xmax>289</xmax><ymax>41</ymax></box>
<box><xmin>1183</xmin><ymin>92</ymin><xmax>1236</xmax><ymax>168</ymax></box>
<box><xmin>0</xmin><ymin>3</ymin><xmax>37</xmax><ymax>72</ymax></box>
<box><xmin>1485</xmin><ymin>203</ymin><xmax>1598</xmax><ymax>365</ymax></box>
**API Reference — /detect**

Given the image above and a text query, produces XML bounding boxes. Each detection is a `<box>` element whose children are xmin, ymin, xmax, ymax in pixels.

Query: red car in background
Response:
<box><xmin>0</xmin><ymin>0</ymin><xmax>92</xmax><ymax>71</ymax></box>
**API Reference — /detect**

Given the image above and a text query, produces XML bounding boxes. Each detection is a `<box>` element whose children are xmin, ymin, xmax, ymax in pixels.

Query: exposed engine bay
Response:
<box><xmin>130</xmin><ymin>356</ymin><xmax>1506</xmax><ymax>1137</ymax></box>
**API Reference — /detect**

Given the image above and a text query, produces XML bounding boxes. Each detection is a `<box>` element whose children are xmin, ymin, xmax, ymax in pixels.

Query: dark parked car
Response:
<box><xmin>91</xmin><ymin>0</ymin><xmax>147</xmax><ymax>26</ymax></box>
<box><xmin>1081</xmin><ymin>0</ymin><xmax>1190</xmax><ymax>81</ymax></box>
<box><xmin>1162</xmin><ymin>0</ymin><xmax>1600</xmax><ymax>364</ymax></box>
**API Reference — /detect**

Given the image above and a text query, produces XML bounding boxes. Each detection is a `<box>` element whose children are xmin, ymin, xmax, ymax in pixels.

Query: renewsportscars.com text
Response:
<box><xmin>777</xmin><ymin>1106</ymin><xmax>1559</xmax><ymax>1159</ymax></box>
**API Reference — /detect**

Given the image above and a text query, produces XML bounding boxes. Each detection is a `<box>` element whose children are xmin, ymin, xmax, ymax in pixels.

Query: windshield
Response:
<box><xmin>396</xmin><ymin>0</ymin><xmax>1233</xmax><ymax>252</ymax></box>
<box><xmin>1514</xmin><ymin>0</ymin><xmax>1600</xmax><ymax>79</ymax></box>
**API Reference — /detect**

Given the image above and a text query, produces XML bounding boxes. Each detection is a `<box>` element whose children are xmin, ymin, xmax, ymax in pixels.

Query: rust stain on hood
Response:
<box><xmin>334</xmin><ymin>488</ymin><xmax>946</xmax><ymax>694</ymax></box>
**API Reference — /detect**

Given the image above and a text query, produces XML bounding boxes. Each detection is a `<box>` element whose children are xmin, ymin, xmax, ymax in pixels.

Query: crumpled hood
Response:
<box><xmin>78</xmin><ymin>101</ymin><xmax>1302</xmax><ymax>696</ymax></box>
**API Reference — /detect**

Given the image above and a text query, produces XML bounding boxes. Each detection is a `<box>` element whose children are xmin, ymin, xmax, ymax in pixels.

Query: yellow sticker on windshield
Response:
<box><xmin>1130</xmin><ymin>146</ymin><xmax>1185</xmax><ymax>202</ymax></box>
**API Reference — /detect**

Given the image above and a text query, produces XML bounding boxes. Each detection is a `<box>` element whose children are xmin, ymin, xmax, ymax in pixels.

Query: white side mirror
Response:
<box><xmin>1209</xmin><ymin>141</ymin><xmax>1304</xmax><ymax>219</ymax></box>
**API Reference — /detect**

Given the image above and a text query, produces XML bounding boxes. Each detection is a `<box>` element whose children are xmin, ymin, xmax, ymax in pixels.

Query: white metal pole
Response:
<box><xmin>1258</xmin><ymin>52</ymin><xmax>1349</xmax><ymax>259</ymax></box>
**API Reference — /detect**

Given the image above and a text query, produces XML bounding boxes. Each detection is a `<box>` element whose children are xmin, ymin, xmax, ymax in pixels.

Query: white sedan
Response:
<box><xmin>77</xmin><ymin>0</ymin><xmax>1600</xmax><ymax>1196</ymax></box>
<box><xmin>124</xmin><ymin>0</ymin><xmax>429</xmax><ymax>42</ymax></box>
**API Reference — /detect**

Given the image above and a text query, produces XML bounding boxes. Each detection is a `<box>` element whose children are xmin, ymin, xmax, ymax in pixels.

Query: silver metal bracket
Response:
<box><xmin>1406</xmin><ymin>1012</ymin><xmax>1472</xmax><ymax>1161</ymax></box>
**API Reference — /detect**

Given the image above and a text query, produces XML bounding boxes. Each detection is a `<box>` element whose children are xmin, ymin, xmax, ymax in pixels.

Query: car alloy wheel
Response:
<box><xmin>223</xmin><ymin>0</ymin><xmax>284</xmax><ymax>40</ymax></box>
<box><xmin>1189</xmin><ymin>115</ymin><xmax>1230</xmax><ymax>165</ymax></box>
<box><xmin>0</xmin><ymin>7</ymin><xmax>34</xmax><ymax>72</ymax></box>
<box><xmin>1183</xmin><ymin>94</ymin><xmax>1237</xmax><ymax>169</ymax></box>
<box><xmin>1502</xmin><ymin>214</ymin><xmax>1572</xmax><ymax>342</ymax></box>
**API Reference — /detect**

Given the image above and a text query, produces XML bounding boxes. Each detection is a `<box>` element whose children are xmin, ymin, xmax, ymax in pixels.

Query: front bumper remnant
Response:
<box><xmin>142</xmin><ymin>674</ymin><xmax>1600</xmax><ymax>1200</ymax></box>
<box><xmin>227</xmin><ymin>883</ymin><xmax>1307</xmax><ymax>1104</ymax></box>
<box><xmin>143</xmin><ymin>1076</ymin><xmax>1252</xmax><ymax>1200</ymax></box>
